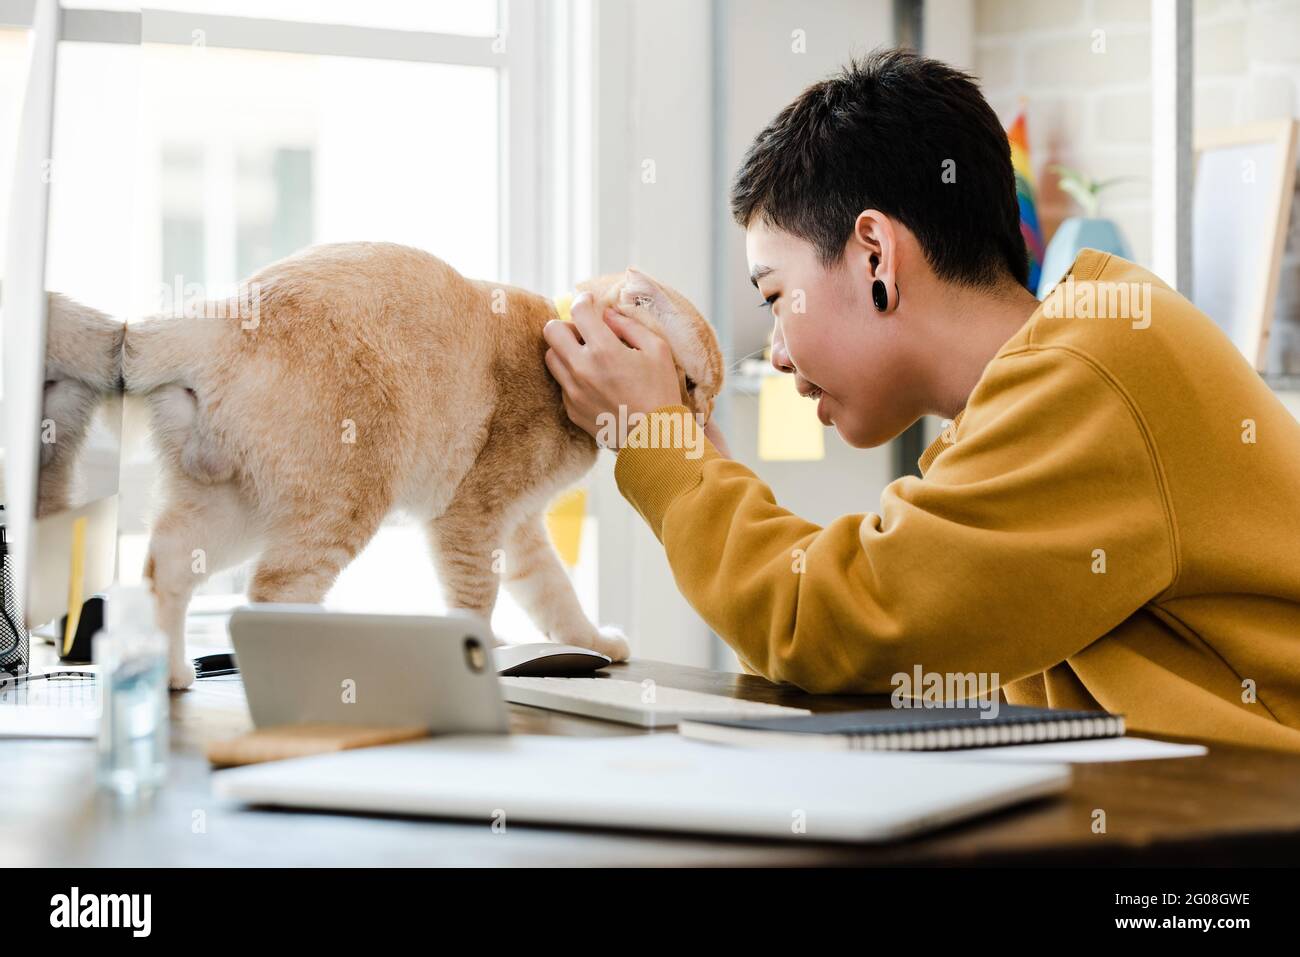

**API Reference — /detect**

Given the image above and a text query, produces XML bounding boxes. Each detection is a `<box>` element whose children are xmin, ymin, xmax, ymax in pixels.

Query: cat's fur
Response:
<box><xmin>37</xmin><ymin>293</ymin><xmax>125</xmax><ymax>516</ymax></box>
<box><xmin>121</xmin><ymin>242</ymin><xmax>723</xmax><ymax>689</ymax></box>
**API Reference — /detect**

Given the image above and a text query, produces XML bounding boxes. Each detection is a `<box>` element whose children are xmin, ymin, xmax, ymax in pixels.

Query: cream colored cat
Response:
<box><xmin>123</xmin><ymin>242</ymin><xmax>723</xmax><ymax>689</ymax></box>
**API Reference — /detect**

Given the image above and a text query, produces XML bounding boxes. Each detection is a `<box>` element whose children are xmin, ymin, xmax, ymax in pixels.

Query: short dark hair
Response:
<box><xmin>730</xmin><ymin>48</ymin><xmax>1027</xmax><ymax>288</ymax></box>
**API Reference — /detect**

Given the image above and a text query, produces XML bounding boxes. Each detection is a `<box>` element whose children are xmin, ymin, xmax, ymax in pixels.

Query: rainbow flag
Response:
<box><xmin>1007</xmin><ymin>110</ymin><xmax>1044</xmax><ymax>293</ymax></box>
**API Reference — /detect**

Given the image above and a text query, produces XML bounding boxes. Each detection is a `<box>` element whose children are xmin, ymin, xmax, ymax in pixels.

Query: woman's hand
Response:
<box><xmin>543</xmin><ymin>293</ymin><xmax>683</xmax><ymax>446</ymax></box>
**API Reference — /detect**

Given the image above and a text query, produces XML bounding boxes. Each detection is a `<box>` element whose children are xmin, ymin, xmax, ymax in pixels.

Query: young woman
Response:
<box><xmin>542</xmin><ymin>50</ymin><xmax>1300</xmax><ymax>752</ymax></box>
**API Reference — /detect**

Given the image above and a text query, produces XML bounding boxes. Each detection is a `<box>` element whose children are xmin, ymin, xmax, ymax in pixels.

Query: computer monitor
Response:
<box><xmin>1</xmin><ymin>0</ymin><xmax>124</xmax><ymax>669</ymax></box>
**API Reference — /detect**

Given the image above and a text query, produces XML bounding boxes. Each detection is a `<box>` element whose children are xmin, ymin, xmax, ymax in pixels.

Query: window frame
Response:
<box><xmin>0</xmin><ymin>0</ymin><xmax>559</xmax><ymax>292</ymax></box>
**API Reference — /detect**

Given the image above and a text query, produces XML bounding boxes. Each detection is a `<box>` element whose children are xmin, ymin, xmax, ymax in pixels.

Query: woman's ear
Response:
<box><xmin>853</xmin><ymin>210</ymin><xmax>899</xmax><ymax>313</ymax></box>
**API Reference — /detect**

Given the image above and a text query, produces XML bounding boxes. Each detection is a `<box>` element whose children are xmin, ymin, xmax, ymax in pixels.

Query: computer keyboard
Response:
<box><xmin>0</xmin><ymin>671</ymin><xmax>97</xmax><ymax>707</ymax></box>
<box><xmin>500</xmin><ymin>676</ymin><xmax>811</xmax><ymax>729</ymax></box>
<box><xmin>0</xmin><ymin>671</ymin><xmax>99</xmax><ymax>738</ymax></box>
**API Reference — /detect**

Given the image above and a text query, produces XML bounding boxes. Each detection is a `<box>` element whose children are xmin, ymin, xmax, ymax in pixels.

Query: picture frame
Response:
<box><xmin>1192</xmin><ymin>119</ymin><xmax>1299</xmax><ymax>371</ymax></box>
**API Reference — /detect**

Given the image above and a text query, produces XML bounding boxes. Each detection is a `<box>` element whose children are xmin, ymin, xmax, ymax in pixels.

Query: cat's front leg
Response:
<box><xmin>499</xmin><ymin>513</ymin><xmax>630</xmax><ymax>661</ymax></box>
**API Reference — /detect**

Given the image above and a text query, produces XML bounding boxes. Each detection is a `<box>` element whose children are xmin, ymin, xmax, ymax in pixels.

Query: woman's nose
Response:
<box><xmin>770</xmin><ymin>323</ymin><xmax>795</xmax><ymax>374</ymax></box>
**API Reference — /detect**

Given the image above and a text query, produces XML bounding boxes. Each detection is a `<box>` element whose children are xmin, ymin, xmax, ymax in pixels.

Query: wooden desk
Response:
<box><xmin>5</xmin><ymin>648</ymin><xmax>1300</xmax><ymax>866</ymax></box>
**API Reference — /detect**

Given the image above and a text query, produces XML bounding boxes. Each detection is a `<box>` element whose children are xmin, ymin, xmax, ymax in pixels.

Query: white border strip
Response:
<box><xmin>141</xmin><ymin>11</ymin><xmax>502</xmax><ymax>66</ymax></box>
<box><xmin>1</xmin><ymin>4</ymin><xmax>506</xmax><ymax>68</ymax></box>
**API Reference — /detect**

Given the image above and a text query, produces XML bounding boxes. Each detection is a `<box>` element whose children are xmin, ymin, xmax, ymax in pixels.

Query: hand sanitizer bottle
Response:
<box><xmin>95</xmin><ymin>585</ymin><xmax>168</xmax><ymax>795</ymax></box>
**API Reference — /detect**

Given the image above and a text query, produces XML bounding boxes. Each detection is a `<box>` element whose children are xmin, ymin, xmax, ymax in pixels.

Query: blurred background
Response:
<box><xmin>1</xmin><ymin>0</ymin><xmax>1298</xmax><ymax>670</ymax></box>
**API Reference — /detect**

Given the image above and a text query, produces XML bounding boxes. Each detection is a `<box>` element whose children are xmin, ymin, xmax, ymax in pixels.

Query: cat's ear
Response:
<box><xmin>619</xmin><ymin>268</ymin><xmax>673</xmax><ymax>314</ymax></box>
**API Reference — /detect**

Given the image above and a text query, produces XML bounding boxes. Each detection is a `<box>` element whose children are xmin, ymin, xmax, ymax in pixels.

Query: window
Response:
<box><xmin>10</xmin><ymin>2</ymin><xmax>591</xmax><ymax>641</ymax></box>
<box><xmin>133</xmin><ymin>44</ymin><xmax>500</xmax><ymax>309</ymax></box>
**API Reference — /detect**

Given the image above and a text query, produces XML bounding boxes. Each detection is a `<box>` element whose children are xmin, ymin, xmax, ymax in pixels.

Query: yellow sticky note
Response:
<box><xmin>63</xmin><ymin>516</ymin><xmax>88</xmax><ymax>656</ymax></box>
<box><xmin>553</xmin><ymin>293</ymin><xmax>575</xmax><ymax>323</ymax></box>
<box><xmin>545</xmin><ymin>487</ymin><xmax>587</xmax><ymax>568</ymax></box>
<box><xmin>758</xmin><ymin>374</ymin><xmax>825</xmax><ymax>462</ymax></box>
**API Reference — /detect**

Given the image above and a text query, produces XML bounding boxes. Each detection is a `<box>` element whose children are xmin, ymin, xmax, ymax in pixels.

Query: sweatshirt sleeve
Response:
<box><xmin>614</xmin><ymin>347</ymin><xmax>1177</xmax><ymax>694</ymax></box>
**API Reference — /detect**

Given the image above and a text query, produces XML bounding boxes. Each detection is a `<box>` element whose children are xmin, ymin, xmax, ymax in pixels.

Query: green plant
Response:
<box><xmin>1049</xmin><ymin>164</ymin><xmax>1140</xmax><ymax>218</ymax></box>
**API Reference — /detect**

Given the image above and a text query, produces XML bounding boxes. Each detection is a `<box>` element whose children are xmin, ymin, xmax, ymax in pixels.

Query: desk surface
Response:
<box><xmin>5</xmin><ymin>640</ymin><xmax>1300</xmax><ymax>866</ymax></box>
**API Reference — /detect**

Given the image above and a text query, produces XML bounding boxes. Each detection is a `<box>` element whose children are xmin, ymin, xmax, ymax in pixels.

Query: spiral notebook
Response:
<box><xmin>677</xmin><ymin>705</ymin><xmax>1125</xmax><ymax>752</ymax></box>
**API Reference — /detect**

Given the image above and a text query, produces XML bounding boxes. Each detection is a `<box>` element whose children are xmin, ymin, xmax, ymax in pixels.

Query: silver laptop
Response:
<box><xmin>214</xmin><ymin>733</ymin><xmax>1071</xmax><ymax>843</ymax></box>
<box><xmin>228</xmin><ymin>605</ymin><xmax>508</xmax><ymax>733</ymax></box>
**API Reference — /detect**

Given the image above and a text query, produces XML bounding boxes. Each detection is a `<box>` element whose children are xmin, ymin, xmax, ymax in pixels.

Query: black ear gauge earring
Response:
<box><xmin>871</xmin><ymin>278</ymin><xmax>889</xmax><ymax>312</ymax></box>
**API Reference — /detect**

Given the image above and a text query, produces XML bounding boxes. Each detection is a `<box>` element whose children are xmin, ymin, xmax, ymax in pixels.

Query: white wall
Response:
<box><xmin>587</xmin><ymin>0</ymin><xmax>717</xmax><ymax>666</ymax></box>
<box><xmin>587</xmin><ymin>0</ymin><xmax>902</xmax><ymax>669</ymax></box>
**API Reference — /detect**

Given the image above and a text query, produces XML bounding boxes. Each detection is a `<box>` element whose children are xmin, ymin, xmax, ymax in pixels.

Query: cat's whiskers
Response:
<box><xmin>725</xmin><ymin>345</ymin><xmax>769</xmax><ymax>376</ymax></box>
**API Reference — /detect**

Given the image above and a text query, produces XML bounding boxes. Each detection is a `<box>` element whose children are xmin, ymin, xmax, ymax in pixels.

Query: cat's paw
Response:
<box><xmin>548</xmin><ymin>623</ymin><xmax>630</xmax><ymax>661</ymax></box>
<box><xmin>169</xmin><ymin>659</ymin><xmax>196</xmax><ymax>691</ymax></box>
<box><xmin>591</xmin><ymin>625</ymin><xmax>631</xmax><ymax>662</ymax></box>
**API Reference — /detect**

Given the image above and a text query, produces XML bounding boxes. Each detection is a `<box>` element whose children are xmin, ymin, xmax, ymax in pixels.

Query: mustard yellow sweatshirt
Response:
<box><xmin>615</xmin><ymin>250</ymin><xmax>1300</xmax><ymax>752</ymax></box>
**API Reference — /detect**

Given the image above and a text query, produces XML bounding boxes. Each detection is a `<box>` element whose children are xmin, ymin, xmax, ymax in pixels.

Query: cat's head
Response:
<box><xmin>575</xmin><ymin>268</ymin><xmax>724</xmax><ymax>423</ymax></box>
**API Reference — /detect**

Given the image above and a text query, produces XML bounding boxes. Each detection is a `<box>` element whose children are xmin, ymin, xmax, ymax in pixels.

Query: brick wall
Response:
<box><xmin>974</xmin><ymin>0</ymin><xmax>1300</xmax><ymax>372</ymax></box>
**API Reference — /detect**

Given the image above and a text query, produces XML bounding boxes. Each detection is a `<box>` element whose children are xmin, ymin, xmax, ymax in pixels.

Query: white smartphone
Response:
<box><xmin>228</xmin><ymin>605</ymin><xmax>508</xmax><ymax>734</ymax></box>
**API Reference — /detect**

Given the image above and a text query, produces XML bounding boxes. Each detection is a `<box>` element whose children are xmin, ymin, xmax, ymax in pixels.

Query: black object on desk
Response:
<box><xmin>194</xmin><ymin>652</ymin><xmax>238</xmax><ymax>678</ymax></box>
<box><xmin>56</xmin><ymin>594</ymin><xmax>105</xmax><ymax>664</ymax></box>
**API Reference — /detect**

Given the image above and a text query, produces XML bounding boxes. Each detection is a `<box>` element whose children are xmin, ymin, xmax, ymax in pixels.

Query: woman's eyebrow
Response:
<box><xmin>749</xmin><ymin>264</ymin><xmax>774</xmax><ymax>288</ymax></box>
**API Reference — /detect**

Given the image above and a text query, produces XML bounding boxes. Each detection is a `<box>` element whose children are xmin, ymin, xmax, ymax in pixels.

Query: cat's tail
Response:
<box><xmin>122</xmin><ymin>312</ymin><xmax>239</xmax><ymax>483</ymax></box>
<box><xmin>121</xmin><ymin>313</ymin><xmax>224</xmax><ymax>393</ymax></box>
<box><xmin>46</xmin><ymin>292</ymin><xmax>125</xmax><ymax>391</ymax></box>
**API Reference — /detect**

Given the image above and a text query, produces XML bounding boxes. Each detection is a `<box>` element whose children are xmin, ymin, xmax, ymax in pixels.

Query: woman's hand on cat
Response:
<box><xmin>543</xmin><ymin>293</ymin><xmax>683</xmax><ymax>446</ymax></box>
